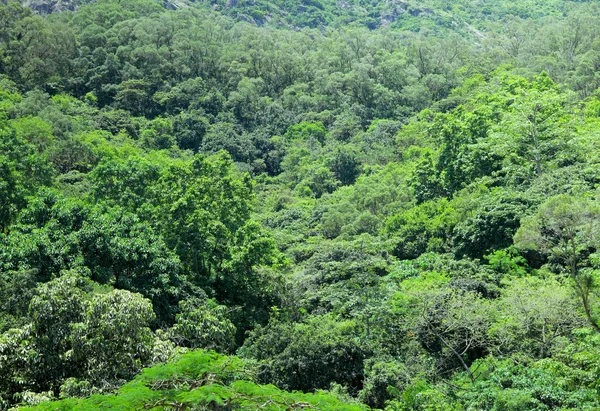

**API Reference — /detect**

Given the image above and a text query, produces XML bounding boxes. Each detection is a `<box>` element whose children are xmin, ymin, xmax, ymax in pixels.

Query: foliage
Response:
<box><xmin>241</xmin><ymin>315</ymin><xmax>369</xmax><ymax>395</ymax></box>
<box><xmin>1</xmin><ymin>0</ymin><xmax>600</xmax><ymax>409</ymax></box>
<box><xmin>20</xmin><ymin>350</ymin><xmax>368</xmax><ymax>411</ymax></box>
<box><xmin>169</xmin><ymin>297</ymin><xmax>236</xmax><ymax>353</ymax></box>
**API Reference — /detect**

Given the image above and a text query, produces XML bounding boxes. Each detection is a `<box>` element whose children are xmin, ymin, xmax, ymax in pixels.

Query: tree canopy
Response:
<box><xmin>2</xmin><ymin>0</ymin><xmax>600</xmax><ymax>410</ymax></box>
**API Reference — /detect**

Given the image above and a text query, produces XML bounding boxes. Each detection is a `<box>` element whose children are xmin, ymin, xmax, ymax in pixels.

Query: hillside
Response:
<box><xmin>13</xmin><ymin>0</ymin><xmax>600</xmax><ymax>31</ymax></box>
<box><xmin>1</xmin><ymin>0</ymin><xmax>600</xmax><ymax>410</ymax></box>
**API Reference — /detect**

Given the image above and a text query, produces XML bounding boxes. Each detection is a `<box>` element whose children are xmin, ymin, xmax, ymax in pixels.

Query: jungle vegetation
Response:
<box><xmin>1</xmin><ymin>0</ymin><xmax>600</xmax><ymax>409</ymax></box>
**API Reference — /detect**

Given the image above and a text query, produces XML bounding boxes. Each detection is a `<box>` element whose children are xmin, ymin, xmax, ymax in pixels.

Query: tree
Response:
<box><xmin>169</xmin><ymin>297</ymin><xmax>236</xmax><ymax>353</ymax></box>
<box><xmin>10</xmin><ymin>116</ymin><xmax>55</xmax><ymax>152</ymax></box>
<box><xmin>359</xmin><ymin>358</ymin><xmax>409</xmax><ymax>409</ymax></box>
<box><xmin>327</xmin><ymin>145</ymin><xmax>362</xmax><ymax>186</ymax></box>
<box><xmin>514</xmin><ymin>195</ymin><xmax>600</xmax><ymax>333</ymax></box>
<box><xmin>392</xmin><ymin>273</ymin><xmax>493</xmax><ymax>385</ymax></box>
<box><xmin>70</xmin><ymin>289</ymin><xmax>156</xmax><ymax>391</ymax></box>
<box><xmin>431</xmin><ymin>106</ymin><xmax>498</xmax><ymax>196</ymax></box>
<box><xmin>0</xmin><ymin>274</ymin><xmax>156</xmax><ymax>405</ymax></box>
<box><xmin>201</xmin><ymin>122</ymin><xmax>253</xmax><ymax>163</ymax></box>
<box><xmin>491</xmin><ymin>276</ymin><xmax>583</xmax><ymax>359</ymax></box>
<box><xmin>89</xmin><ymin>156</ymin><xmax>161</xmax><ymax>212</ymax></box>
<box><xmin>20</xmin><ymin>350</ymin><xmax>368</xmax><ymax>411</ymax></box>
<box><xmin>452</xmin><ymin>190</ymin><xmax>531</xmax><ymax>259</ymax></box>
<box><xmin>415</xmin><ymin>289</ymin><xmax>492</xmax><ymax>384</ymax></box>
<box><xmin>454</xmin><ymin>353</ymin><xmax>600</xmax><ymax>410</ymax></box>
<box><xmin>0</xmin><ymin>191</ymin><xmax>182</xmax><ymax>323</ymax></box>
<box><xmin>77</xmin><ymin>206</ymin><xmax>182</xmax><ymax>323</ymax></box>
<box><xmin>241</xmin><ymin>315</ymin><xmax>369</xmax><ymax>395</ymax></box>
<box><xmin>139</xmin><ymin>117</ymin><xmax>175</xmax><ymax>150</ymax></box>
<box><xmin>0</xmin><ymin>122</ymin><xmax>54</xmax><ymax>231</ymax></box>
<box><xmin>89</xmin><ymin>152</ymin><xmax>278</xmax><ymax>333</ymax></box>
<box><xmin>410</xmin><ymin>149</ymin><xmax>445</xmax><ymax>203</ymax></box>
<box><xmin>114</xmin><ymin>80</ymin><xmax>156</xmax><ymax>118</ymax></box>
<box><xmin>0</xmin><ymin>274</ymin><xmax>88</xmax><ymax>402</ymax></box>
<box><xmin>0</xmin><ymin>269</ymin><xmax>38</xmax><ymax>331</ymax></box>
<box><xmin>488</xmin><ymin>74</ymin><xmax>575</xmax><ymax>183</ymax></box>
<box><xmin>386</xmin><ymin>198</ymin><xmax>458</xmax><ymax>260</ymax></box>
<box><xmin>46</xmin><ymin>137</ymin><xmax>99</xmax><ymax>173</ymax></box>
<box><xmin>172</xmin><ymin>110</ymin><xmax>209</xmax><ymax>152</ymax></box>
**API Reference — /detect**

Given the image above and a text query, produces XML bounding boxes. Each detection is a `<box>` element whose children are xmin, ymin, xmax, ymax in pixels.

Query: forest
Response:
<box><xmin>0</xmin><ymin>0</ymin><xmax>600</xmax><ymax>409</ymax></box>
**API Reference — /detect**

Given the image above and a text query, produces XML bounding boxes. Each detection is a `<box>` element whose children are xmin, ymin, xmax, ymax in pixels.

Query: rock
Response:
<box><xmin>380</xmin><ymin>0</ymin><xmax>408</xmax><ymax>26</ymax></box>
<box><xmin>165</xmin><ymin>0</ymin><xmax>191</xmax><ymax>10</ymax></box>
<box><xmin>21</xmin><ymin>0</ymin><xmax>77</xmax><ymax>15</ymax></box>
<box><xmin>17</xmin><ymin>0</ymin><xmax>189</xmax><ymax>14</ymax></box>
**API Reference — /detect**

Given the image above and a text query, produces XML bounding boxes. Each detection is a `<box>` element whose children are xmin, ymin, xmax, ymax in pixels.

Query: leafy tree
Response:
<box><xmin>172</xmin><ymin>110</ymin><xmax>209</xmax><ymax>152</ymax></box>
<box><xmin>10</xmin><ymin>116</ymin><xmax>55</xmax><ymax>152</ymax></box>
<box><xmin>401</xmin><ymin>281</ymin><xmax>493</xmax><ymax>384</ymax></box>
<box><xmin>169</xmin><ymin>297</ymin><xmax>236</xmax><ymax>353</ymax></box>
<box><xmin>515</xmin><ymin>194</ymin><xmax>600</xmax><ymax>333</ymax></box>
<box><xmin>70</xmin><ymin>289</ymin><xmax>156</xmax><ymax>391</ymax></box>
<box><xmin>431</xmin><ymin>106</ymin><xmax>499</xmax><ymax>196</ymax></box>
<box><xmin>114</xmin><ymin>79</ymin><xmax>156</xmax><ymax>118</ymax></box>
<box><xmin>410</xmin><ymin>149</ymin><xmax>444</xmax><ymax>203</ymax></box>
<box><xmin>201</xmin><ymin>122</ymin><xmax>254</xmax><ymax>163</ymax></box>
<box><xmin>286</xmin><ymin>121</ymin><xmax>327</xmax><ymax>146</ymax></box>
<box><xmin>77</xmin><ymin>206</ymin><xmax>182</xmax><ymax>322</ymax></box>
<box><xmin>487</xmin><ymin>74</ymin><xmax>576</xmax><ymax>183</ymax></box>
<box><xmin>21</xmin><ymin>350</ymin><xmax>368</xmax><ymax>411</ymax></box>
<box><xmin>152</xmin><ymin>77</ymin><xmax>206</xmax><ymax>114</ymax></box>
<box><xmin>6</xmin><ymin>274</ymin><xmax>88</xmax><ymax>398</ymax></box>
<box><xmin>491</xmin><ymin>276</ymin><xmax>584</xmax><ymax>359</ymax></box>
<box><xmin>0</xmin><ymin>269</ymin><xmax>38</xmax><ymax>331</ymax></box>
<box><xmin>241</xmin><ymin>315</ymin><xmax>369</xmax><ymax>395</ymax></box>
<box><xmin>140</xmin><ymin>117</ymin><xmax>175</xmax><ymax>150</ymax></box>
<box><xmin>89</xmin><ymin>156</ymin><xmax>161</xmax><ymax>212</ymax></box>
<box><xmin>46</xmin><ymin>137</ymin><xmax>99</xmax><ymax>173</ymax></box>
<box><xmin>0</xmin><ymin>121</ymin><xmax>54</xmax><ymax>231</ymax></box>
<box><xmin>452</xmin><ymin>189</ymin><xmax>532</xmax><ymax>259</ymax></box>
<box><xmin>454</xmin><ymin>353</ymin><xmax>600</xmax><ymax>410</ymax></box>
<box><xmin>0</xmin><ymin>274</ymin><xmax>156</xmax><ymax>406</ymax></box>
<box><xmin>327</xmin><ymin>145</ymin><xmax>362</xmax><ymax>186</ymax></box>
<box><xmin>386</xmin><ymin>198</ymin><xmax>458</xmax><ymax>260</ymax></box>
<box><xmin>0</xmin><ymin>192</ymin><xmax>182</xmax><ymax>323</ymax></box>
<box><xmin>359</xmin><ymin>358</ymin><xmax>409</xmax><ymax>409</ymax></box>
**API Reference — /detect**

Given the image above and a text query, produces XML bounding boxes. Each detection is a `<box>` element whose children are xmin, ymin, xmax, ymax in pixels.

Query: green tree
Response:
<box><xmin>70</xmin><ymin>289</ymin><xmax>156</xmax><ymax>391</ymax></box>
<box><xmin>21</xmin><ymin>350</ymin><xmax>368</xmax><ymax>411</ymax></box>
<box><xmin>0</xmin><ymin>274</ymin><xmax>89</xmax><ymax>402</ymax></box>
<box><xmin>491</xmin><ymin>276</ymin><xmax>583</xmax><ymax>359</ymax></box>
<box><xmin>114</xmin><ymin>80</ymin><xmax>156</xmax><ymax>118</ymax></box>
<box><xmin>169</xmin><ymin>297</ymin><xmax>236</xmax><ymax>353</ymax></box>
<box><xmin>0</xmin><ymin>122</ymin><xmax>54</xmax><ymax>231</ymax></box>
<box><xmin>515</xmin><ymin>195</ymin><xmax>600</xmax><ymax>333</ymax></box>
<box><xmin>452</xmin><ymin>190</ymin><xmax>531</xmax><ymax>259</ymax></box>
<box><xmin>431</xmin><ymin>106</ymin><xmax>496</xmax><ymax>195</ymax></box>
<box><xmin>172</xmin><ymin>110</ymin><xmax>209</xmax><ymax>152</ymax></box>
<box><xmin>327</xmin><ymin>145</ymin><xmax>362</xmax><ymax>186</ymax></box>
<box><xmin>488</xmin><ymin>74</ymin><xmax>575</xmax><ymax>183</ymax></box>
<box><xmin>46</xmin><ymin>137</ymin><xmax>99</xmax><ymax>173</ymax></box>
<box><xmin>77</xmin><ymin>206</ymin><xmax>182</xmax><ymax>322</ymax></box>
<box><xmin>0</xmin><ymin>274</ymin><xmax>158</xmax><ymax>408</ymax></box>
<box><xmin>10</xmin><ymin>116</ymin><xmax>55</xmax><ymax>152</ymax></box>
<box><xmin>386</xmin><ymin>198</ymin><xmax>458</xmax><ymax>260</ymax></box>
<box><xmin>242</xmin><ymin>315</ymin><xmax>369</xmax><ymax>395</ymax></box>
<box><xmin>0</xmin><ymin>192</ymin><xmax>182</xmax><ymax>323</ymax></box>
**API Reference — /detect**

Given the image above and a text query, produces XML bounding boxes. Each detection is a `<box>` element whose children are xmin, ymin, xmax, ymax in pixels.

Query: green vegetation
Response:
<box><xmin>1</xmin><ymin>0</ymin><xmax>600</xmax><ymax>409</ymax></box>
<box><xmin>19</xmin><ymin>350</ymin><xmax>368</xmax><ymax>410</ymax></box>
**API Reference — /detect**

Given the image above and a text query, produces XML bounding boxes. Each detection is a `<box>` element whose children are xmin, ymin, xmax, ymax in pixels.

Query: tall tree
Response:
<box><xmin>515</xmin><ymin>195</ymin><xmax>600</xmax><ymax>333</ymax></box>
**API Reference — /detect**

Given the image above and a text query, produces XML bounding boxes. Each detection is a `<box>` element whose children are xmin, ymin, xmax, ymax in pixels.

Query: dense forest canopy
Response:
<box><xmin>1</xmin><ymin>0</ymin><xmax>600</xmax><ymax>409</ymax></box>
